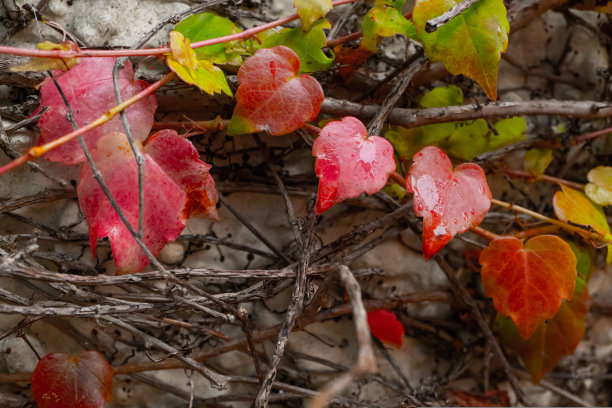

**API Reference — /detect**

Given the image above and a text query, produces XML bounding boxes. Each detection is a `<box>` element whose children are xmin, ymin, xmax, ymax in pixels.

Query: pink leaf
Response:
<box><xmin>227</xmin><ymin>45</ymin><xmax>324</xmax><ymax>136</ymax></box>
<box><xmin>407</xmin><ymin>146</ymin><xmax>491</xmax><ymax>259</ymax></box>
<box><xmin>77</xmin><ymin>132</ymin><xmax>186</xmax><ymax>274</ymax></box>
<box><xmin>38</xmin><ymin>57</ymin><xmax>157</xmax><ymax>165</ymax></box>
<box><xmin>313</xmin><ymin>116</ymin><xmax>396</xmax><ymax>214</ymax></box>
<box><xmin>367</xmin><ymin>309</ymin><xmax>404</xmax><ymax>349</ymax></box>
<box><xmin>144</xmin><ymin>130</ymin><xmax>219</xmax><ymax>220</ymax></box>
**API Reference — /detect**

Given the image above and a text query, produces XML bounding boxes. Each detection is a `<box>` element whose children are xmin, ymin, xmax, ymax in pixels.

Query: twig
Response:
<box><xmin>320</xmin><ymin>98</ymin><xmax>612</xmax><ymax>129</ymax></box>
<box><xmin>217</xmin><ymin>192</ymin><xmax>292</xmax><ymax>264</ymax></box>
<box><xmin>254</xmin><ymin>196</ymin><xmax>317</xmax><ymax>407</ymax></box>
<box><xmin>307</xmin><ymin>266</ymin><xmax>377</xmax><ymax>408</ymax></box>
<box><xmin>513</xmin><ymin>369</ymin><xmax>592</xmax><ymax>407</ymax></box>
<box><xmin>367</xmin><ymin>51</ymin><xmax>425</xmax><ymax>136</ymax></box>
<box><xmin>425</xmin><ymin>0</ymin><xmax>483</xmax><ymax>33</ymax></box>
<box><xmin>435</xmin><ymin>255</ymin><xmax>531</xmax><ymax>406</ymax></box>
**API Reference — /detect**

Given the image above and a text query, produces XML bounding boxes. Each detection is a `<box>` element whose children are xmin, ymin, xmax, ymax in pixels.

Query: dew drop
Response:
<box><xmin>417</xmin><ymin>203</ymin><xmax>424</xmax><ymax>211</ymax></box>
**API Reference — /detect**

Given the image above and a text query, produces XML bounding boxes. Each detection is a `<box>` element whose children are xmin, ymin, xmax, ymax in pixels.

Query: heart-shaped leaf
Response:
<box><xmin>413</xmin><ymin>0</ymin><xmax>509</xmax><ymax>100</ymax></box>
<box><xmin>31</xmin><ymin>351</ymin><xmax>114</xmax><ymax>408</ymax></box>
<box><xmin>78</xmin><ymin>132</ymin><xmax>187</xmax><ymax>274</ymax></box>
<box><xmin>480</xmin><ymin>235</ymin><xmax>577</xmax><ymax>339</ymax></box>
<box><xmin>497</xmin><ymin>275</ymin><xmax>589</xmax><ymax>383</ymax></box>
<box><xmin>313</xmin><ymin>116</ymin><xmax>396</xmax><ymax>214</ymax></box>
<box><xmin>227</xmin><ymin>45</ymin><xmax>324</xmax><ymax>136</ymax></box>
<box><xmin>367</xmin><ymin>309</ymin><xmax>404</xmax><ymax>349</ymax></box>
<box><xmin>294</xmin><ymin>0</ymin><xmax>332</xmax><ymax>31</ymax></box>
<box><xmin>37</xmin><ymin>57</ymin><xmax>157</xmax><ymax>165</ymax></box>
<box><xmin>406</xmin><ymin>146</ymin><xmax>491</xmax><ymax>259</ymax></box>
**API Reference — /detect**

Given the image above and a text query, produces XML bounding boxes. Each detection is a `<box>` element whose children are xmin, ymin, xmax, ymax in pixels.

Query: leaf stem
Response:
<box><xmin>490</xmin><ymin>198</ymin><xmax>612</xmax><ymax>245</ymax></box>
<box><xmin>503</xmin><ymin>168</ymin><xmax>585</xmax><ymax>191</ymax></box>
<box><xmin>0</xmin><ymin>72</ymin><xmax>175</xmax><ymax>176</ymax></box>
<box><xmin>0</xmin><ymin>0</ymin><xmax>359</xmax><ymax>59</ymax></box>
<box><xmin>389</xmin><ymin>171</ymin><xmax>406</xmax><ymax>187</ymax></box>
<box><xmin>469</xmin><ymin>226</ymin><xmax>502</xmax><ymax>241</ymax></box>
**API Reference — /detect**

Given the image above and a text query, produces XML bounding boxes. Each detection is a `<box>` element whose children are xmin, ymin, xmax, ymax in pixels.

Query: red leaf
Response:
<box><xmin>451</xmin><ymin>390</ymin><xmax>510</xmax><ymax>407</ymax></box>
<box><xmin>367</xmin><ymin>309</ymin><xmax>404</xmax><ymax>349</ymax></box>
<box><xmin>77</xmin><ymin>132</ymin><xmax>187</xmax><ymax>274</ymax></box>
<box><xmin>312</xmin><ymin>116</ymin><xmax>396</xmax><ymax>214</ymax></box>
<box><xmin>480</xmin><ymin>236</ymin><xmax>577</xmax><ymax>339</ymax></box>
<box><xmin>407</xmin><ymin>146</ymin><xmax>491</xmax><ymax>259</ymax></box>
<box><xmin>497</xmin><ymin>277</ymin><xmax>590</xmax><ymax>383</ymax></box>
<box><xmin>37</xmin><ymin>57</ymin><xmax>157</xmax><ymax>165</ymax></box>
<box><xmin>227</xmin><ymin>45</ymin><xmax>324</xmax><ymax>136</ymax></box>
<box><xmin>31</xmin><ymin>350</ymin><xmax>114</xmax><ymax>408</ymax></box>
<box><xmin>144</xmin><ymin>130</ymin><xmax>219</xmax><ymax>220</ymax></box>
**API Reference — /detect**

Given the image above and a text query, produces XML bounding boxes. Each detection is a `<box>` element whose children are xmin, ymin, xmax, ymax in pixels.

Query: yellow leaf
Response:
<box><xmin>166</xmin><ymin>31</ymin><xmax>232</xmax><ymax>97</ymax></box>
<box><xmin>294</xmin><ymin>0</ymin><xmax>332</xmax><ymax>31</ymax></box>
<box><xmin>10</xmin><ymin>41</ymin><xmax>81</xmax><ymax>72</ymax></box>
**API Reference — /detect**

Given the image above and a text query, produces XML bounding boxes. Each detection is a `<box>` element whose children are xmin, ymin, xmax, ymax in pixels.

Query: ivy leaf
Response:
<box><xmin>524</xmin><ymin>148</ymin><xmax>553</xmax><ymax>176</ymax></box>
<box><xmin>166</xmin><ymin>31</ymin><xmax>232</xmax><ymax>97</ymax></box>
<box><xmin>37</xmin><ymin>57</ymin><xmax>157</xmax><ymax>165</ymax></box>
<box><xmin>144</xmin><ymin>130</ymin><xmax>219</xmax><ymax>221</ymax></box>
<box><xmin>585</xmin><ymin>166</ymin><xmax>612</xmax><ymax>206</ymax></box>
<box><xmin>480</xmin><ymin>235</ymin><xmax>577</xmax><ymax>339</ymax></box>
<box><xmin>413</xmin><ymin>0</ymin><xmax>509</xmax><ymax>100</ymax></box>
<box><xmin>173</xmin><ymin>12</ymin><xmax>243</xmax><ymax>65</ymax></box>
<box><xmin>367</xmin><ymin>309</ymin><xmax>404</xmax><ymax>349</ymax></box>
<box><xmin>361</xmin><ymin>0</ymin><xmax>416</xmax><ymax>52</ymax></box>
<box><xmin>419</xmin><ymin>84</ymin><xmax>464</xmax><ymax>108</ymax></box>
<box><xmin>31</xmin><ymin>351</ymin><xmax>114</xmax><ymax>408</ymax></box>
<box><xmin>10</xmin><ymin>41</ymin><xmax>81</xmax><ymax>72</ymax></box>
<box><xmin>78</xmin><ymin>132</ymin><xmax>187</xmax><ymax>274</ymax></box>
<box><xmin>334</xmin><ymin>44</ymin><xmax>375</xmax><ymax>83</ymax></box>
<box><xmin>294</xmin><ymin>0</ymin><xmax>332</xmax><ymax>31</ymax></box>
<box><xmin>256</xmin><ymin>19</ymin><xmax>335</xmax><ymax>72</ymax></box>
<box><xmin>407</xmin><ymin>146</ymin><xmax>492</xmax><ymax>259</ymax></box>
<box><xmin>227</xmin><ymin>46</ymin><xmax>324</xmax><ymax>136</ymax></box>
<box><xmin>553</xmin><ymin>185</ymin><xmax>612</xmax><ymax>263</ymax></box>
<box><xmin>313</xmin><ymin>117</ymin><xmax>396</xmax><ymax>214</ymax></box>
<box><xmin>490</xmin><ymin>116</ymin><xmax>527</xmax><ymax>150</ymax></box>
<box><xmin>496</xmin><ymin>276</ymin><xmax>590</xmax><ymax>383</ymax></box>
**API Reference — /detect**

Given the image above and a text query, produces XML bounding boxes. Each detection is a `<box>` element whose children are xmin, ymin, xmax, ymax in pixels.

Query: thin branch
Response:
<box><xmin>308</xmin><ymin>266</ymin><xmax>377</xmax><ymax>408</ymax></box>
<box><xmin>367</xmin><ymin>51</ymin><xmax>425</xmax><ymax>136</ymax></box>
<box><xmin>425</xmin><ymin>0</ymin><xmax>483</xmax><ymax>33</ymax></box>
<box><xmin>320</xmin><ymin>98</ymin><xmax>612</xmax><ymax>129</ymax></box>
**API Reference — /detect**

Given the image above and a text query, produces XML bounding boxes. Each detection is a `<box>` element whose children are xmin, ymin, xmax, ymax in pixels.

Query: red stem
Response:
<box><xmin>389</xmin><ymin>171</ymin><xmax>407</xmax><ymax>188</ymax></box>
<box><xmin>503</xmin><ymin>168</ymin><xmax>585</xmax><ymax>191</ymax></box>
<box><xmin>469</xmin><ymin>226</ymin><xmax>501</xmax><ymax>241</ymax></box>
<box><xmin>0</xmin><ymin>0</ymin><xmax>358</xmax><ymax>59</ymax></box>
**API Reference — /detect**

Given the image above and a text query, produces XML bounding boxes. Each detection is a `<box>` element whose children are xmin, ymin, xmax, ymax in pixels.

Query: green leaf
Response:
<box><xmin>419</xmin><ymin>85</ymin><xmax>463</xmax><ymax>108</ymax></box>
<box><xmin>361</xmin><ymin>0</ymin><xmax>416</xmax><ymax>52</ymax></box>
<box><xmin>568</xmin><ymin>241</ymin><xmax>592</xmax><ymax>282</ymax></box>
<box><xmin>250</xmin><ymin>20</ymin><xmax>334</xmax><ymax>72</ymax></box>
<box><xmin>447</xmin><ymin>119</ymin><xmax>489</xmax><ymax>160</ymax></box>
<box><xmin>413</xmin><ymin>0</ymin><xmax>509</xmax><ymax>100</ymax></box>
<box><xmin>496</xmin><ymin>276</ymin><xmax>590</xmax><ymax>384</ymax></box>
<box><xmin>174</xmin><ymin>12</ymin><xmax>243</xmax><ymax>65</ymax></box>
<box><xmin>491</xmin><ymin>117</ymin><xmax>527</xmax><ymax>150</ymax></box>
<box><xmin>386</xmin><ymin>86</ymin><xmax>524</xmax><ymax>160</ymax></box>
<box><xmin>166</xmin><ymin>31</ymin><xmax>232</xmax><ymax>97</ymax></box>
<box><xmin>295</xmin><ymin>0</ymin><xmax>332</xmax><ymax>31</ymax></box>
<box><xmin>585</xmin><ymin>166</ymin><xmax>612</xmax><ymax>206</ymax></box>
<box><xmin>524</xmin><ymin>148</ymin><xmax>553</xmax><ymax>176</ymax></box>
<box><xmin>277</xmin><ymin>19</ymin><xmax>335</xmax><ymax>72</ymax></box>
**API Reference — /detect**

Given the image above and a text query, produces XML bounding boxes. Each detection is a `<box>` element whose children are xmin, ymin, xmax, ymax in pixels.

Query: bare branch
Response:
<box><xmin>425</xmin><ymin>0</ymin><xmax>483</xmax><ymax>33</ymax></box>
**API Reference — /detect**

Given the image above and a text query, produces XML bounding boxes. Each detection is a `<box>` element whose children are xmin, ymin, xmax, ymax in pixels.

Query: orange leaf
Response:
<box><xmin>451</xmin><ymin>390</ymin><xmax>510</xmax><ymax>407</ymax></box>
<box><xmin>31</xmin><ymin>351</ymin><xmax>114</xmax><ymax>408</ymax></box>
<box><xmin>479</xmin><ymin>236</ymin><xmax>577</xmax><ymax>339</ymax></box>
<box><xmin>497</xmin><ymin>277</ymin><xmax>590</xmax><ymax>383</ymax></box>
